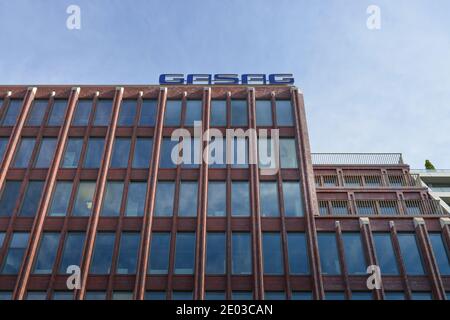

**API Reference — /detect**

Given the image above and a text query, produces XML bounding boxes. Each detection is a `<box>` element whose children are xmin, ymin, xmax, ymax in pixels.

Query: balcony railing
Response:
<box><xmin>314</xmin><ymin>173</ymin><xmax>422</xmax><ymax>188</ymax></box>
<box><xmin>318</xmin><ymin>199</ymin><xmax>447</xmax><ymax>216</ymax></box>
<box><xmin>311</xmin><ymin>153</ymin><xmax>404</xmax><ymax>165</ymax></box>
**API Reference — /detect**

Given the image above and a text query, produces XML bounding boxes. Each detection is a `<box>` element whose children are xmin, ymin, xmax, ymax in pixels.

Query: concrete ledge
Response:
<box><xmin>359</xmin><ymin>217</ymin><xmax>370</xmax><ymax>227</ymax></box>
<box><xmin>413</xmin><ymin>217</ymin><xmax>425</xmax><ymax>228</ymax></box>
<box><xmin>439</xmin><ymin>217</ymin><xmax>450</xmax><ymax>228</ymax></box>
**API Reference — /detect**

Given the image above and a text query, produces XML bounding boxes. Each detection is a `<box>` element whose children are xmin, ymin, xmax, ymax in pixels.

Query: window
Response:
<box><xmin>101</xmin><ymin>181</ymin><xmax>124</xmax><ymax>216</ymax></box>
<box><xmin>18</xmin><ymin>181</ymin><xmax>44</xmax><ymax>217</ymax></box>
<box><xmin>48</xmin><ymin>182</ymin><xmax>73</xmax><ymax>216</ymax></box>
<box><xmin>1</xmin><ymin>99</ymin><xmax>22</xmax><ymax>126</ymax></box>
<box><xmin>210</xmin><ymin>100</ymin><xmax>226</xmax><ymax>126</ymax></box>
<box><xmin>116</xmin><ymin>233</ymin><xmax>140</xmax><ymax>274</ymax></box>
<box><xmin>263</xmin><ymin>233</ymin><xmax>284</xmax><ymax>275</ymax></box>
<box><xmin>52</xmin><ymin>292</ymin><xmax>74</xmax><ymax>300</ymax></box>
<box><xmin>160</xmin><ymin>138</ymin><xmax>178</xmax><ymax>168</ymax></box>
<box><xmin>125</xmin><ymin>182</ymin><xmax>147</xmax><ymax>216</ymax></box>
<box><xmin>342</xmin><ymin>232</ymin><xmax>367</xmax><ymax>275</ymax></box>
<box><xmin>206</xmin><ymin>233</ymin><xmax>226</xmax><ymax>274</ymax></box>
<box><xmin>291</xmin><ymin>292</ymin><xmax>312</xmax><ymax>300</ymax></box>
<box><xmin>174</xmin><ymin>233</ymin><xmax>196</xmax><ymax>274</ymax></box>
<box><xmin>208</xmin><ymin>137</ymin><xmax>226</xmax><ymax>168</ymax></box>
<box><xmin>325</xmin><ymin>292</ymin><xmax>345</xmax><ymax>300</ymax></box>
<box><xmin>0</xmin><ymin>232</ymin><xmax>5</xmax><ymax>247</ymax></box>
<box><xmin>164</xmin><ymin>100</ymin><xmax>182</xmax><ymax>126</ymax></box>
<box><xmin>287</xmin><ymin>233</ymin><xmax>309</xmax><ymax>274</ymax></box>
<box><xmin>181</xmin><ymin>137</ymin><xmax>201</xmax><ymax>168</ymax></box>
<box><xmin>62</xmin><ymin>138</ymin><xmax>83</xmax><ymax>168</ymax></box>
<box><xmin>384</xmin><ymin>292</ymin><xmax>405</xmax><ymax>300</ymax></box>
<box><xmin>317</xmin><ymin>232</ymin><xmax>341</xmax><ymax>275</ymax></box>
<box><xmin>72</xmin><ymin>100</ymin><xmax>92</xmax><ymax>126</ymax></box>
<box><xmin>260</xmin><ymin>182</ymin><xmax>279</xmax><ymax>217</ymax></box>
<box><xmin>265</xmin><ymin>292</ymin><xmax>285</xmax><ymax>300</ymax></box>
<box><xmin>178</xmin><ymin>181</ymin><xmax>198</xmax><ymax>217</ymax></box>
<box><xmin>411</xmin><ymin>292</ymin><xmax>433</xmax><ymax>300</ymax></box>
<box><xmin>132</xmin><ymin>138</ymin><xmax>153</xmax><ymax>168</ymax></box>
<box><xmin>397</xmin><ymin>233</ymin><xmax>425</xmax><ymax>275</ymax></box>
<box><xmin>72</xmin><ymin>181</ymin><xmax>96</xmax><ymax>216</ymax></box>
<box><xmin>148</xmin><ymin>232</ymin><xmax>171</xmax><ymax>274</ymax></box>
<box><xmin>154</xmin><ymin>181</ymin><xmax>175</xmax><ymax>216</ymax></box>
<box><xmin>27</xmin><ymin>100</ymin><xmax>48</xmax><ymax>126</ymax></box>
<box><xmin>0</xmin><ymin>181</ymin><xmax>21</xmax><ymax>217</ymax></box>
<box><xmin>110</xmin><ymin>138</ymin><xmax>131</xmax><ymax>168</ymax></box>
<box><xmin>207</xmin><ymin>181</ymin><xmax>226</xmax><ymax>217</ymax></box>
<box><xmin>145</xmin><ymin>291</ymin><xmax>166</xmax><ymax>300</ymax></box>
<box><xmin>351</xmin><ymin>292</ymin><xmax>373</xmax><ymax>300</ymax></box>
<box><xmin>93</xmin><ymin>100</ymin><xmax>112</xmax><ymax>126</ymax></box>
<box><xmin>276</xmin><ymin>100</ymin><xmax>293</xmax><ymax>126</ymax></box>
<box><xmin>1</xmin><ymin>232</ymin><xmax>29</xmax><ymax>274</ymax></box>
<box><xmin>59</xmin><ymin>232</ymin><xmax>85</xmax><ymax>273</ymax></box>
<box><xmin>258</xmin><ymin>137</ymin><xmax>276</xmax><ymax>169</ymax></box>
<box><xmin>172</xmin><ymin>291</ymin><xmax>193</xmax><ymax>300</ymax></box>
<box><xmin>34</xmin><ymin>138</ymin><xmax>57</xmax><ymax>168</ymax></box>
<box><xmin>112</xmin><ymin>292</ymin><xmax>133</xmax><ymax>300</ymax></box>
<box><xmin>231</xmin><ymin>137</ymin><xmax>248</xmax><ymax>168</ymax></box>
<box><xmin>231</xmin><ymin>100</ymin><xmax>247</xmax><ymax>126</ymax></box>
<box><xmin>84</xmin><ymin>138</ymin><xmax>104</xmax><ymax>168</ymax></box>
<box><xmin>429</xmin><ymin>233</ymin><xmax>450</xmax><ymax>275</ymax></box>
<box><xmin>0</xmin><ymin>292</ymin><xmax>12</xmax><ymax>300</ymax></box>
<box><xmin>0</xmin><ymin>138</ymin><xmax>8</xmax><ymax>162</ymax></box>
<box><xmin>232</xmin><ymin>232</ymin><xmax>252</xmax><ymax>275</ymax></box>
<box><xmin>33</xmin><ymin>233</ymin><xmax>60</xmax><ymax>274</ymax></box>
<box><xmin>26</xmin><ymin>292</ymin><xmax>47</xmax><ymax>300</ymax></box>
<box><xmin>231</xmin><ymin>181</ymin><xmax>250</xmax><ymax>217</ymax></box>
<box><xmin>85</xmin><ymin>292</ymin><xmax>106</xmax><ymax>300</ymax></box>
<box><xmin>139</xmin><ymin>99</ymin><xmax>157</xmax><ymax>126</ymax></box>
<box><xmin>280</xmin><ymin>138</ymin><xmax>298</xmax><ymax>168</ymax></box>
<box><xmin>48</xmin><ymin>100</ymin><xmax>68</xmax><ymax>126</ymax></box>
<box><xmin>373</xmin><ymin>233</ymin><xmax>399</xmax><ymax>275</ymax></box>
<box><xmin>185</xmin><ymin>100</ymin><xmax>202</xmax><ymax>126</ymax></box>
<box><xmin>256</xmin><ymin>100</ymin><xmax>273</xmax><ymax>126</ymax></box>
<box><xmin>118</xmin><ymin>100</ymin><xmax>137</xmax><ymax>126</ymax></box>
<box><xmin>90</xmin><ymin>233</ymin><xmax>115</xmax><ymax>274</ymax></box>
<box><xmin>205</xmin><ymin>292</ymin><xmax>226</xmax><ymax>300</ymax></box>
<box><xmin>283</xmin><ymin>182</ymin><xmax>303</xmax><ymax>217</ymax></box>
<box><xmin>12</xmin><ymin>138</ymin><xmax>35</xmax><ymax>168</ymax></box>
<box><xmin>232</xmin><ymin>291</ymin><xmax>253</xmax><ymax>300</ymax></box>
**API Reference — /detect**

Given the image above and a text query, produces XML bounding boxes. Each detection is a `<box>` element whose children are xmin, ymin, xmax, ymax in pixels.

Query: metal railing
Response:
<box><xmin>311</xmin><ymin>153</ymin><xmax>404</xmax><ymax>165</ymax></box>
<box><xmin>314</xmin><ymin>173</ymin><xmax>422</xmax><ymax>188</ymax></box>
<box><xmin>318</xmin><ymin>199</ymin><xmax>447</xmax><ymax>216</ymax></box>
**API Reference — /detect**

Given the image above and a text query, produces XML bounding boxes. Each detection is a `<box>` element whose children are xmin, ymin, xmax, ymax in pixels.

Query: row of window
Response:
<box><xmin>0</xmin><ymin>179</ymin><xmax>303</xmax><ymax>217</ymax></box>
<box><xmin>0</xmin><ymin>98</ymin><xmax>294</xmax><ymax>128</ymax></box>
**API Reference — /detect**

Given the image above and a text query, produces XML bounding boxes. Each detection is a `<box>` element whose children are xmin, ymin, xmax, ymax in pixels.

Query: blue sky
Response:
<box><xmin>0</xmin><ymin>0</ymin><xmax>449</xmax><ymax>168</ymax></box>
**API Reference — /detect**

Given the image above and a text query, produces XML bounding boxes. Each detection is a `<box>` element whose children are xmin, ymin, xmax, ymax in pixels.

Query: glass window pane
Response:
<box><xmin>1</xmin><ymin>233</ymin><xmax>29</xmax><ymax>274</ymax></box>
<box><xmin>118</xmin><ymin>100</ymin><xmax>137</xmax><ymax>126</ymax></box>
<box><xmin>174</xmin><ymin>233</ymin><xmax>196</xmax><ymax>274</ymax></box>
<box><xmin>292</xmin><ymin>292</ymin><xmax>312</xmax><ymax>300</ymax></box>
<box><xmin>72</xmin><ymin>182</ymin><xmax>96</xmax><ymax>216</ymax></box>
<box><xmin>256</xmin><ymin>100</ymin><xmax>273</xmax><ymax>126</ymax></box>
<box><xmin>132</xmin><ymin>138</ymin><xmax>152</xmax><ymax>168</ymax></box>
<box><xmin>263</xmin><ymin>233</ymin><xmax>284</xmax><ymax>275</ymax></box>
<box><xmin>27</xmin><ymin>100</ymin><xmax>48</xmax><ymax>126</ymax></box>
<box><xmin>34</xmin><ymin>138</ymin><xmax>57</xmax><ymax>168</ymax></box>
<box><xmin>351</xmin><ymin>292</ymin><xmax>373</xmax><ymax>300</ymax></box>
<box><xmin>342</xmin><ymin>232</ymin><xmax>367</xmax><ymax>275</ymax></box>
<box><xmin>12</xmin><ymin>138</ymin><xmax>35</xmax><ymax>168</ymax></box>
<box><xmin>280</xmin><ymin>138</ymin><xmax>298</xmax><ymax>168</ymax></box>
<box><xmin>72</xmin><ymin>100</ymin><xmax>92</xmax><ymax>126</ymax></box>
<box><xmin>265</xmin><ymin>291</ymin><xmax>285</xmax><ymax>300</ymax></box>
<box><xmin>160</xmin><ymin>138</ymin><xmax>178</xmax><ymax>168</ymax></box>
<box><xmin>59</xmin><ymin>233</ymin><xmax>85</xmax><ymax>273</ymax></box>
<box><xmin>231</xmin><ymin>100</ymin><xmax>247</xmax><ymax>126</ymax></box>
<box><xmin>232</xmin><ymin>232</ymin><xmax>252</xmax><ymax>275</ymax></box>
<box><xmin>0</xmin><ymin>232</ymin><xmax>5</xmax><ymax>247</ymax></box>
<box><xmin>48</xmin><ymin>182</ymin><xmax>73</xmax><ymax>216</ymax></box>
<box><xmin>1</xmin><ymin>100</ymin><xmax>22</xmax><ymax>126</ymax></box>
<box><xmin>205</xmin><ymin>292</ymin><xmax>225</xmax><ymax>300</ymax></box>
<box><xmin>210</xmin><ymin>100</ymin><xmax>226</xmax><ymax>126</ymax></box>
<box><xmin>84</xmin><ymin>138</ymin><xmax>104</xmax><ymax>168</ymax></box>
<box><xmin>125</xmin><ymin>182</ymin><xmax>146</xmax><ymax>217</ymax></box>
<box><xmin>90</xmin><ymin>233</ymin><xmax>115</xmax><ymax>274</ymax></box>
<box><xmin>185</xmin><ymin>100</ymin><xmax>202</xmax><ymax>126</ymax></box>
<box><xmin>283</xmin><ymin>182</ymin><xmax>303</xmax><ymax>217</ymax></box>
<box><xmin>0</xmin><ymin>138</ymin><xmax>8</xmax><ymax>162</ymax></box>
<box><xmin>318</xmin><ymin>232</ymin><xmax>341</xmax><ymax>275</ymax></box>
<box><xmin>0</xmin><ymin>291</ymin><xmax>12</xmax><ymax>300</ymax></box>
<box><xmin>276</xmin><ymin>100</ymin><xmax>294</xmax><ymax>126</ymax></box>
<box><xmin>62</xmin><ymin>138</ymin><xmax>83</xmax><ymax>168</ymax></box>
<box><xmin>208</xmin><ymin>136</ymin><xmax>226</xmax><ymax>168</ymax></box>
<box><xmin>112</xmin><ymin>292</ymin><xmax>133</xmax><ymax>300</ymax></box>
<box><xmin>26</xmin><ymin>292</ymin><xmax>47</xmax><ymax>300</ymax></box>
<box><xmin>384</xmin><ymin>292</ymin><xmax>405</xmax><ymax>300</ymax></box>
<box><xmin>287</xmin><ymin>233</ymin><xmax>309</xmax><ymax>274</ymax></box>
<box><xmin>325</xmin><ymin>292</ymin><xmax>345</xmax><ymax>300</ymax></box>
<box><xmin>93</xmin><ymin>100</ymin><xmax>112</xmax><ymax>126</ymax></box>
<box><xmin>172</xmin><ymin>291</ymin><xmax>193</xmax><ymax>300</ymax></box>
<box><xmin>411</xmin><ymin>292</ymin><xmax>432</xmax><ymax>300</ymax></box>
<box><xmin>181</xmin><ymin>137</ymin><xmax>201</xmax><ymax>168</ymax></box>
<box><xmin>33</xmin><ymin>233</ymin><xmax>60</xmax><ymax>274</ymax></box>
<box><xmin>139</xmin><ymin>99</ymin><xmax>157</xmax><ymax>126</ymax></box>
<box><xmin>145</xmin><ymin>291</ymin><xmax>166</xmax><ymax>300</ymax></box>
<box><xmin>148</xmin><ymin>233</ymin><xmax>171</xmax><ymax>274</ymax></box>
<box><xmin>373</xmin><ymin>233</ymin><xmax>399</xmax><ymax>275</ymax></box>
<box><xmin>232</xmin><ymin>291</ymin><xmax>253</xmax><ymax>300</ymax></box>
<box><xmin>164</xmin><ymin>100</ymin><xmax>182</xmax><ymax>126</ymax></box>
<box><xmin>101</xmin><ymin>182</ymin><xmax>124</xmax><ymax>216</ymax></box>
<box><xmin>260</xmin><ymin>182</ymin><xmax>279</xmax><ymax>217</ymax></box>
<box><xmin>154</xmin><ymin>181</ymin><xmax>175</xmax><ymax>217</ymax></box>
<box><xmin>116</xmin><ymin>233</ymin><xmax>140</xmax><ymax>274</ymax></box>
<box><xmin>48</xmin><ymin>100</ymin><xmax>68</xmax><ymax>126</ymax></box>
<box><xmin>110</xmin><ymin>138</ymin><xmax>131</xmax><ymax>168</ymax></box>
<box><xmin>429</xmin><ymin>233</ymin><xmax>450</xmax><ymax>275</ymax></box>
<box><xmin>397</xmin><ymin>233</ymin><xmax>425</xmax><ymax>275</ymax></box>
<box><xmin>85</xmin><ymin>291</ymin><xmax>106</xmax><ymax>300</ymax></box>
<box><xmin>53</xmin><ymin>292</ymin><xmax>74</xmax><ymax>300</ymax></box>
<box><xmin>19</xmin><ymin>181</ymin><xmax>44</xmax><ymax>217</ymax></box>
<box><xmin>208</xmin><ymin>181</ymin><xmax>226</xmax><ymax>217</ymax></box>
<box><xmin>231</xmin><ymin>137</ymin><xmax>248</xmax><ymax>168</ymax></box>
<box><xmin>206</xmin><ymin>233</ymin><xmax>226</xmax><ymax>275</ymax></box>
<box><xmin>231</xmin><ymin>181</ymin><xmax>250</xmax><ymax>217</ymax></box>
<box><xmin>178</xmin><ymin>181</ymin><xmax>198</xmax><ymax>217</ymax></box>
<box><xmin>0</xmin><ymin>181</ymin><xmax>21</xmax><ymax>217</ymax></box>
